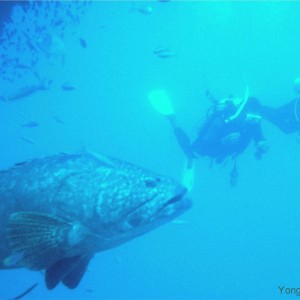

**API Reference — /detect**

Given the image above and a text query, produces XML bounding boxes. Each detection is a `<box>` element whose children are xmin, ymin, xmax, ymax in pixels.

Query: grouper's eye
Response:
<box><xmin>144</xmin><ymin>177</ymin><xmax>161</xmax><ymax>188</ymax></box>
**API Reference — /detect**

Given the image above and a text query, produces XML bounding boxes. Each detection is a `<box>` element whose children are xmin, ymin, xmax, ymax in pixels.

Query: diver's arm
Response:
<box><xmin>261</xmin><ymin>102</ymin><xmax>298</xmax><ymax>134</ymax></box>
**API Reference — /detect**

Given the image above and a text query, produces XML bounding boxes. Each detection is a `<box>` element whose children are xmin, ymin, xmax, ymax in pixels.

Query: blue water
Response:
<box><xmin>1</xmin><ymin>1</ymin><xmax>300</xmax><ymax>299</ymax></box>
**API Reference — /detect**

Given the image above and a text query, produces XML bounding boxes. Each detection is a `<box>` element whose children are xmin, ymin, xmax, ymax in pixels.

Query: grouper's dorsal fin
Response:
<box><xmin>85</xmin><ymin>149</ymin><xmax>116</xmax><ymax>168</ymax></box>
<box><xmin>7</xmin><ymin>212</ymin><xmax>81</xmax><ymax>270</ymax></box>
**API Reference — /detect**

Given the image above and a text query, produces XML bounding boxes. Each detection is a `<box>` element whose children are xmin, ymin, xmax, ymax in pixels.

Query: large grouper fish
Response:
<box><xmin>0</xmin><ymin>152</ymin><xmax>191</xmax><ymax>289</ymax></box>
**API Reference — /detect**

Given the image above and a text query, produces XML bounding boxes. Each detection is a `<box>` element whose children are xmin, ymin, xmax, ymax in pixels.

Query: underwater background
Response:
<box><xmin>1</xmin><ymin>1</ymin><xmax>300</xmax><ymax>299</ymax></box>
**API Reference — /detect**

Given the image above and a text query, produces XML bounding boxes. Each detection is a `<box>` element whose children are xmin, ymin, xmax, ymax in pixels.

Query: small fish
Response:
<box><xmin>4</xmin><ymin>82</ymin><xmax>50</xmax><ymax>102</ymax></box>
<box><xmin>155</xmin><ymin>50</ymin><xmax>176</xmax><ymax>59</ymax></box>
<box><xmin>138</xmin><ymin>6</ymin><xmax>153</xmax><ymax>15</ymax></box>
<box><xmin>15</xmin><ymin>64</ymin><xmax>32</xmax><ymax>70</ymax></box>
<box><xmin>22</xmin><ymin>121</ymin><xmax>39</xmax><ymax>128</ymax></box>
<box><xmin>10</xmin><ymin>283</ymin><xmax>38</xmax><ymax>300</ymax></box>
<box><xmin>61</xmin><ymin>82</ymin><xmax>76</xmax><ymax>91</ymax></box>
<box><xmin>19</xmin><ymin>136</ymin><xmax>35</xmax><ymax>144</ymax></box>
<box><xmin>53</xmin><ymin>19</ymin><xmax>64</xmax><ymax>27</ymax></box>
<box><xmin>53</xmin><ymin>116</ymin><xmax>64</xmax><ymax>124</ymax></box>
<box><xmin>79</xmin><ymin>38</ymin><xmax>87</xmax><ymax>48</ymax></box>
<box><xmin>153</xmin><ymin>47</ymin><xmax>169</xmax><ymax>54</ymax></box>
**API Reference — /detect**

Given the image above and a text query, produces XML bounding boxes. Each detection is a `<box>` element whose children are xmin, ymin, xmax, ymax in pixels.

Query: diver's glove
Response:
<box><xmin>255</xmin><ymin>140</ymin><xmax>269</xmax><ymax>160</ymax></box>
<box><xmin>246</xmin><ymin>113</ymin><xmax>262</xmax><ymax>124</ymax></box>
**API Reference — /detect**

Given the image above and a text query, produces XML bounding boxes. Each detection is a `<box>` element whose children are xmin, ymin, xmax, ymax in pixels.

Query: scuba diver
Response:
<box><xmin>149</xmin><ymin>88</ymin><xmax>268</xmax><ymax>186</ymax></box>
<box><xmin>260</xmin><ymin>77</ymin><xmax>300</xmax><ymax>134</ymax></box>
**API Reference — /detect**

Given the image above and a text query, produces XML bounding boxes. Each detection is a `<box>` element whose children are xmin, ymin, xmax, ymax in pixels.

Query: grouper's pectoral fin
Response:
<box><xmin>62</xmin><ymin>254</ymin><xmax>93</xmax><ymax>289</ymax></box>
<box><xmin>46</xmin><ymin>254</ymin><xmax>93</xmax><ymax>289</ymax></box>
<box><xmin>7</xmin><ymin>212</ymin><xmax>89</xmax><ymax>271</ymax></box>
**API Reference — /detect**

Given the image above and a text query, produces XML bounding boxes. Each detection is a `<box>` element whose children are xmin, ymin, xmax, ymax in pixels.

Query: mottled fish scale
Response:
<box><xmin>0</xmin><ymin>152</ymin><xmax>190</xmax><ymax>289</ymax></box>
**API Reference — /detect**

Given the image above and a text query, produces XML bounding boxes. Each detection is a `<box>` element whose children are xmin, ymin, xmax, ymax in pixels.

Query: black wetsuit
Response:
<box><xmin>192</xmin><ymin>98</ymin><xmax>265</xmax><ymax>163</ymax></box>
<box><xmin>261</xmin><ymin>99</ymin><xmax>300</xmax><ymax>134</ymax></box>
<box><xmin>168</xmin><ymin>97</ymin><xmax>266</xmax><ymax>186</ymax></box>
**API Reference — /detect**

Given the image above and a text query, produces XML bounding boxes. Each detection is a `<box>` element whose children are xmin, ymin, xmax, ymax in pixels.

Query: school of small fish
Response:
<box><xmin>0</xmin><ymin>1</ymin><xmax>184</xmax><ymax>296</ymax></box>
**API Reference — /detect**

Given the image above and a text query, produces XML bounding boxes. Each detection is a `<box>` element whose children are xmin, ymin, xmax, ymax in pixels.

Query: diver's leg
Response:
<box><xmin>167</xmin><ymin>115</ymin><xmax>195</xmax><ymax>159</ymax></box>
<box><xmin>167</xmin><ymin>115</ymin><xmax>195</xmax><ymax>191</ymax></box>
<box><xmin>148</xmin><ymin>90</ymin><xmax>196</xmax><ymax>191</ymax></box>
<box><xmin>261</xmin><ymin>103</ymin><xmax>297</xmax><ymax>134</ymax></box>
<box><xmin>148</xmin><ymin>90</ymin><xmax>195</xmax><ymax>159</ymax></box>
<box><xmin>260</xmin><ymin>105</ymin><xmax>278</xmax><ymax>123</ymax></box>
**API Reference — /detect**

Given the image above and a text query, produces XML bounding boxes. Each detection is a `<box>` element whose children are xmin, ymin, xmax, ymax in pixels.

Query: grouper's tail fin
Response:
<box><xmin>148</xmin><ymin>89</ymin><xmax>174</xmax><ymax>116</ymax></box>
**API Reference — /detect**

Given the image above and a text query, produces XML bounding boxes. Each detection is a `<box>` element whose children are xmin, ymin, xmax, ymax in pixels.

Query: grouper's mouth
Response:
<box><xmin>124</xmin><ymin>187</ymin><xmax>192</xmax><ymax>231</ymax></box>
<box><xmin>158</xmin><ymin>187</ymin><xmax>192</xmax><ymax>219</ymax></box>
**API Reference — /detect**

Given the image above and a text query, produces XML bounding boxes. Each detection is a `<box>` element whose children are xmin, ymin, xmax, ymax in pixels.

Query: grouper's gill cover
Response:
<box><xmin>0</xmin><ymin>153</ymin><xmax>192</xmax><ymax>290</ymax></box>
<box><xmin>93</xmin><ymin>159</ymin><xmax>189</xmax><ymax>240</ymax></box>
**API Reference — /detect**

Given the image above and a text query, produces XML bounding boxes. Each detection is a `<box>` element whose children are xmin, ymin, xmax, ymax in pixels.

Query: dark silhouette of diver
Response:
<box><xmin>149</xmin><ymin>88</ymin><xmax>268</xmax><ymax>186</ymax></box>
<box><xmin>261</xmin><ymin>77</ymin><xmax>300</xmax><ymax>134</ymax></box>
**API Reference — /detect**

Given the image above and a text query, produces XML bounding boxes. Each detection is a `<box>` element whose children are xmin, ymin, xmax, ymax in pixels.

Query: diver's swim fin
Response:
<box><xmin>182</xmin><ymin>159</ymin><xmax>195</xmax><ymax>192</ymax></box>
<box><xmin>148</xmin><ymin>89</ymin><xmax>174</xmax><ymax>116</ymax></box>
